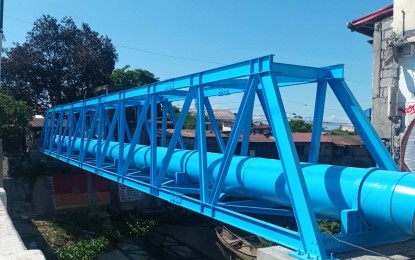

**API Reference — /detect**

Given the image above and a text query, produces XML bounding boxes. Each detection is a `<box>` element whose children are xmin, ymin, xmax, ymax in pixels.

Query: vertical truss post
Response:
<box><xmin>309</xmin><ymin>80</ymin><xmax>327</xmax><ymax>163</ymax></box>
<box><xmin>209</xmin><ymin>75</ymin><xmax>258</xmax><ymax>204</ymax></box>
<box><xmin>260</xmin><ymin>72</ymin><xmax>327</xmax><ymax>259</ymax></box>
<box><xmin>196</xmin><ymin>85</ymin><xmax>209</xmax><ymax>204</ymax></box>
<box><xmin>150</xmin><ymin>93</ymin><xmax>158</xmax><ymax>194</ymax></box>
<box><xmin>328</xmin><ymin>79</ymin><xmax>399</xmax><ymax>171</ymax></box>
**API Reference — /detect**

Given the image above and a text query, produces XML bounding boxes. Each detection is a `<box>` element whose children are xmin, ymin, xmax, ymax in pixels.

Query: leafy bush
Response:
<box><xmin>125</xmin><ymin>214</ymin><xmax>156</xmax><ymax>236</ymax></box>
<box><xmin>56</xmin><ymin>236</ymin><xmax>110</xmax><ymax>260</ymax></box>
<box><xmin>318</xmin><ymin>219</ymin><xmax>341</xmax><ymax>234</ymax></box>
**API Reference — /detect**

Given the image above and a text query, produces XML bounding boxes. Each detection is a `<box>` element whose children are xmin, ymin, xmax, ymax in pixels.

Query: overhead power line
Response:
<box><xmin>4</xmin><ymin>15</ymin><xmax>32</xmax><ymax>24</ymax></box>
<box><xmin>115</xmin><ymin>44</ymin><xmax>224</xmax><ymax>65</ymax></box>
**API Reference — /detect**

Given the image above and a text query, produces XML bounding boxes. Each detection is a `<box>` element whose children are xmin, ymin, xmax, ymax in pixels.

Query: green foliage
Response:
<box><xmin>183</xmin><ymin>113</ymin><xmax>197</xmax><ymax>129</ymax></box>
<box><xmin>318</xmin><ymin>219</ymin><xmax>341</xmax><ymax>234</ymax></box>
<box><xmin>330</xmin><ymin>128</ymin><xmax>357</xmax><ymax>136</ymax></box>
<box><xmin>169</xmin><ymin>106</ymin><xmax>209</xmax><ymax>129</ymax></box>
<box><xmin>10</xmin><ymin>160</ymin><xmax>48</xmax><ymax>178</ymax></box>
<box><xmin>289</xmin><ymin>116</ymin><xmax>312</xmax><ymax>133</ymax></box>
<box><xmin>124</xmin><ymin>214</ymin><xmax>156</xmax><ymax>236</ymax></box>
<box><xmin>0</xmin><ymin>93</ymin><xmax>32</xmax><ymax>153</ymax></box>
<box><xmin>109</xmin><ymin>65</ymin><xmax>158</xmax><ymax>92</ymax></box>
<box><xmin>2</xmin><ymin>15</ymin><xmax>118</xmax><ymax>111</ymax></box>
<box><xmin>56</xmin><ymin>236</ymin><xmax>110</xmax><ymax>260</ymax></box>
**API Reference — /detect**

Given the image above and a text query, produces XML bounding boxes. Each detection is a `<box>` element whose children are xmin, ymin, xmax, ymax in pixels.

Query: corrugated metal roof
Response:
<box><xmin>290</xmin><ymin>133</ymin><xmax>363</xmax><ymax>146</ymax></box>
<box><xmin>189</xmin><ymin>108</ymin><xmax>235</xmax><ymax>121</ymax></box>
<box><xmin>252</xmin><ymin>124</ymin><xmax>271</xmax><ymax>129</ymax></box>
<box><xmin>163</xmin><ymin>130</ymin><xmax>364</xmax><ymax>146</ymax></box>
<box><xmin>347</xmin><ymin>4</ymin><xmax>393</xmax><ymax>37</ymax></box>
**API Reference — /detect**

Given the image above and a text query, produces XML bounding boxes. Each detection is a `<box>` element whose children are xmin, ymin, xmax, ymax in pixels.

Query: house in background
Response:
<box><xmin>162</xmin><ymin>129</ymin><xmax>375</xmax><ymax>168</ymax></box>
<box><xmin>348</xmin><ymin>2</ymin><xmax>415</xmax><ymax>171</ymax></box>
<box><xmin>190</xmin><ymin>108</ymin><xmax>236</xmax><ymax>132</ymax></box>
<box><xmin>339</xmin><ymin>123</ymin><xmax>355</xmax><ymax>133</ymax></box>
<box><xmin>251</xmin><ymin>124</ymin><xmax>272</xmax><ymax>135</ymax></box>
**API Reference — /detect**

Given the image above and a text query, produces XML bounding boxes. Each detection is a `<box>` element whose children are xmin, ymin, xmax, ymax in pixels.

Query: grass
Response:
<box><xmin>24</xmin><ymin>210</ymin><xmax>161</xmax><ymax>260</ymax></box>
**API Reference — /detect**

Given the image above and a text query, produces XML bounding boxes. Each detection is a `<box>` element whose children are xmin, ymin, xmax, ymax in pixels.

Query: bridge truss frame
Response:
<box><xmin>40</xmin><ymin>55</ymin><xmax>401</xmax><ymax>259</ymax></box>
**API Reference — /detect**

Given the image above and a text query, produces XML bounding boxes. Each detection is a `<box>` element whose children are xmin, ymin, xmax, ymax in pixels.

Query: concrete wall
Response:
<box><xmin>3</xmin><ymin>176</ymin><xmax>55</xmax><ymax>218</ymax></box>
<box><xmin>0</xmin><ymin>188</ymin><xmax>45</xmax><ymax>260</ymax></box>
<box><xmin>394</xmin><ymin>0</ymin><xmax>415</xmax><ymax>42</ymax></box>
<box><xmin>371</xmin><ymin>3</ymin><xmax>415</xmax><ymax>167</ymax></box>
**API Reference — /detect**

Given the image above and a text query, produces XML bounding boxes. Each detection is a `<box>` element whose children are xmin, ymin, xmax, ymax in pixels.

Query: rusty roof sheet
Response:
<box><xmin>163</xmin><ymin>130</ymin><xmax>363</xmax><ymax>146</ymax></box>
<box><xmin>291</xmin><ymin>133</ymin><xmax>363</xmax><ymax>146</ymax></box>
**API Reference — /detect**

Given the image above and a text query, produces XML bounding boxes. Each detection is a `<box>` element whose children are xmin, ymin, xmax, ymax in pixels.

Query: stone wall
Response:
<box><xmin>372</xmin><ymin>16</ymin><xmax>404</xmax><ymax>162</ymax></box>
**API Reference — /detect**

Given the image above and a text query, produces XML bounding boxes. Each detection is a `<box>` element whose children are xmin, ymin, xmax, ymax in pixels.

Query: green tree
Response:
<box><xmin>330</xmin><ymin>127</ymin><xmax>357</xmax><ymax>136</ymax></box>
<box><xmin>183</xmin><ymin>113</ymin><xmax>197</xmax><ymax>129</ymax></box>
<box><xmin>289</xmin><ymin>116</ymin><xmax>312</xmax><ymax>133</ymax></box>
<box><xmin>0</xmin><ymin>93</ymin><xmax>33</xmax><ymax>154</ymax></box>
<box><xmin>2</xmin><ymin>15</ymin><xmax>118</xmax><ymax>111</ymax></box>
<box><xmin>108</xmin><ymin>65</ymin><xmax>160</xmax><ymax>119</ymax></box>
<box><xmin>109</xmin><ymin>65</ymin><xmax>159</xmax><ymax>92</ymax></box>
<box><xmin>168</xmin><ymin>106</ymin><xmax>201</xmax><ymax>130</ymax></box>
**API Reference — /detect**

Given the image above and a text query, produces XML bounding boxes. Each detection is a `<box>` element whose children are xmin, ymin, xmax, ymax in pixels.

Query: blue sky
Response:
<box><xmin>4</xmin><ymin>0</ymin><xmax>392</xmax><ymax>126</ymax></box>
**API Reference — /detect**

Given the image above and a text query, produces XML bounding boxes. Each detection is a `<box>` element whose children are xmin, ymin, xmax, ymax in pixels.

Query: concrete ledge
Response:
<box><xmin>257</xmin><ymin>245</ymin><xmax>295</xmax><ymax>260</ymax></box>
<box><xmin>0</xmin><ymin>188</ymin><xmax>45</xmax><ymax>260</ymax></box>
<box><xmin>258</xmin><ymin>239</ymin><xmax>415</xmax><ymax>260</ymax></box>
<box><xmin>0</xmin><ymin>188</ymin><xmax>6</xmax><ymax>206</ymax></box>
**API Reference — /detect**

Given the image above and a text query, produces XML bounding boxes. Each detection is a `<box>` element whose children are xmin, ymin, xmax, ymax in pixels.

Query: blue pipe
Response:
<box><xmin>62</xmin><ymin>138</ymin><xmax>415</xmax><ymax>236</ymax></box>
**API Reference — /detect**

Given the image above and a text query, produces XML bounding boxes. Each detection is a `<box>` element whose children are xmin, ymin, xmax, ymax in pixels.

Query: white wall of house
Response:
<box><xmin>397</xmin><ymin>52</ymin><xmax>415</xmax><ymax>131</ymax></box>
<box><xmin>394</xmin><ymin>0</ymin><xmax>415</xmax><ymax>42</ymax></box>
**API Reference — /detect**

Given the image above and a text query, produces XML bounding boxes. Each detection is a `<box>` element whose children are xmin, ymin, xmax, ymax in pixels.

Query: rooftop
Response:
<box><xmin>347</xmin><ymin>4</ymin><xmax>393</xmax><ymax>37</ymax></box>
<box><xmin>163</xmin><ymin>129</ymin><xmax>364</xmax><ymax>146</ymax></box>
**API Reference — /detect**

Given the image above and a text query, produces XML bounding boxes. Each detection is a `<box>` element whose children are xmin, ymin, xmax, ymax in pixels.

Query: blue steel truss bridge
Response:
<box><xmin>39</xmin><ymin>55</ymin><xmax>415</xmax><ymax>260</ymax></box>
